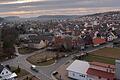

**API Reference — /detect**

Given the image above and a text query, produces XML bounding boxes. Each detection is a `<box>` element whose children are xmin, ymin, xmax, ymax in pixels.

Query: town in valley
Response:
<box><xmin>0</xmin><ymin>0</ymin><xmax>120</xmax><ymax>80</ymax></box>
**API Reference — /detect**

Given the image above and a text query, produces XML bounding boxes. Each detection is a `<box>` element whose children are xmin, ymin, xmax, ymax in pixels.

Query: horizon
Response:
<box><xmin>0</xmin><ymin>0</ymin><xmax>120</xmax><ymax>18</ymax></box>
<box><xmin>1</xmin><ymin>11</ymin><xmax>120</xmax><ymax>18</ymax></box>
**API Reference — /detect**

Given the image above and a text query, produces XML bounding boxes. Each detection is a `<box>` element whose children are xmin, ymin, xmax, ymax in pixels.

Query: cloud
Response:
<box><xmin>0</xmin><ymin>0</ymin><xmax>120</xmax><ymax>17</ymax></box>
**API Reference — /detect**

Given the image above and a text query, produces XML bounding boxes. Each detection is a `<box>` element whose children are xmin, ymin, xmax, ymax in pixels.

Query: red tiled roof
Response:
<box><xmin>90</xmin><ymin>62</ymin><xmax>115</xmax><ymax>69</ymax></box>
<box><xmin>93</xmin><ymin>38</ymin><xmax>106</xmax><ymax>45</ymax></box>
<box><xmin>87</xmin><ymin>68</ymin><xmax>115</xmax><ymax>79</ymax></box>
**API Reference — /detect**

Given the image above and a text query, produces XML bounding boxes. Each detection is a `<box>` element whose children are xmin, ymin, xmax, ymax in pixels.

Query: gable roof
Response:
<box><xmin>87</xmin><ymin>68</ymin><xmax>115</xmax><ymax>79</ymax></box>
<box><xmin>93</xmin><ymin>38</ymin><xmax>106</xmax><ymax>45</ymax></box>
<box><xmin>0</xmin><ymin>64</ymin><xmax>4</xmax><ymax>73</ymax></box>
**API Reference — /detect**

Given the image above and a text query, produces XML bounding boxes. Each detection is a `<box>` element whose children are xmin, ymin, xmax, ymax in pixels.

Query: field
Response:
<box><xmin>90</xmin><ymin>48</ymin><xmax>120</xmax><ymax>59</ymax></box>
<box><xmin>83</xmin><ymin>48</ymin><xmax>120</xmax><ymax>65</ymax></box>
<box><xmin>84</xmin><ymin>54</ymin><xmax>115</xmax><ymax>64</ymax></box>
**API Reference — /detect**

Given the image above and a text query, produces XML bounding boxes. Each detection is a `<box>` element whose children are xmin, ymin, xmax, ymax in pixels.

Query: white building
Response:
<box><xmin>0</xmin><ymin>64</ymin><xmax>17</xmax><ymax>80</ymax></box>
<box><xmin>66</xmin><ymin>60</ymin><xmax>115</xmax><ymax>80</ymax></box>
<box><xmin>66</xmin><ymin>60</ymin><xmax>90</xmax><ymax>80</ymax></box>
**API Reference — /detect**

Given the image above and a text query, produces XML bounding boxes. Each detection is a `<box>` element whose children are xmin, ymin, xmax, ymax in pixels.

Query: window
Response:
<box><xmin>6</xmin><ymin>71</ymin><xmax>8</xmax><ymax>73</ymax></box>
<box><xmin>98</xmin><ymin>76</ymin><xmax>101</xmax><ymax>79</ymax></box>
<box><xmin>83</xmin><ymin>75</ymin><xmax>85</xmax><ymax>77</ymax></box>
<box><xmin>79</xmin><ymin>74</ymin><xmax>85</xmax><ymax>77</ymax></box>
<box><xmin>73</xmin><ymin>73</ymin><xmax>75</xmax><ymax>76</ymax></box>
<box><xmin>2</xmin><ymin>73</ymin><xmax>4</xmax><ymax>75</ymax></box>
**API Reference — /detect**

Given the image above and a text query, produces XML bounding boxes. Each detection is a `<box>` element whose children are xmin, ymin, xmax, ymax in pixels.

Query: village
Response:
<box><xmin>0</xmin><ymin>11</ymin><xmax>120</xmax><ymax>80</ymax></box>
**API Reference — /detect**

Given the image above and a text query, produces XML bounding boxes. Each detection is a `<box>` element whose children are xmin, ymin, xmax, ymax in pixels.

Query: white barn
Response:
<box><xmin>66</xmin><ymin>60</ymin><xmax>90</xmax><ymax>80</ymax></box>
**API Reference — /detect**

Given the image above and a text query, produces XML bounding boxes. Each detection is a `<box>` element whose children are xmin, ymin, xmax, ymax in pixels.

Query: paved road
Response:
<box><xmin>35</xmin><ymin>42</ymin><xmax>113</xmax><ymax>78</ymax></box>
<box><xmin>1</xmin><ymin>40</ymin><xmax>116</xmax><ymax>80</ymax></box>
<box><xmin>2</xmin><ymin>49</ymin><xmax>52</xmax><ymax>80</ymax></box>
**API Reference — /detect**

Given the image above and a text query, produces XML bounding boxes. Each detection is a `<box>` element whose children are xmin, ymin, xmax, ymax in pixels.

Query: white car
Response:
<box><xmin>30</xmin><ymin>65</ymin><xmax>39</xmax><ymax>72</ymax></box>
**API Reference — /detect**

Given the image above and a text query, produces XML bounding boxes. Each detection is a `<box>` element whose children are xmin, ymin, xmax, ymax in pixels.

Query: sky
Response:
<box><xmin>0</xmin><ymin>0</ymin><xmax>120</xmax><ymax>17</ymax></box>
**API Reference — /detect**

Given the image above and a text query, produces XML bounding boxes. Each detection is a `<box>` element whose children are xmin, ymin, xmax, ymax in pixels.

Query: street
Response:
<box><xmin>1</xmin><ymin>41</ymin><xmax>114</xmax><ymax>80</ymax></box>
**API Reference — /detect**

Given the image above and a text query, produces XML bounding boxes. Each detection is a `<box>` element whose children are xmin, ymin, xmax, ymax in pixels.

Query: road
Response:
<box><xmin>2</xmin><ymin>49</ymin><xmax>52</xmax><ymax>80</ymax></box>
<box><xmin>1</xmin><ymin>40</ymin><xmax>115</xmax><ymax>80</ymax></box>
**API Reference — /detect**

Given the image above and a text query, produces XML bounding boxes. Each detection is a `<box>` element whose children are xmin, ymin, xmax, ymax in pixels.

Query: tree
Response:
<box><xmin>15</xmin><ymin>66</ymin><xmax>21</xmax><ymax>73</ymax></box>
<box><xmin>2</xmin><ymin>26</ymin><xmax>19</xmax><ymax>56</ymax></box>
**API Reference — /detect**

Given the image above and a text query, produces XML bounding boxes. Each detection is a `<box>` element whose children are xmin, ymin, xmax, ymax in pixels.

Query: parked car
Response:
<box><xmin>30</xmin><ymin>65</ymin><xmax>39</xmax><ymax>73</ymax></box>
<box><xmin>52</xmin><ymin>71</ymin><xmax>58</xmax><ymax>75</ymax></box>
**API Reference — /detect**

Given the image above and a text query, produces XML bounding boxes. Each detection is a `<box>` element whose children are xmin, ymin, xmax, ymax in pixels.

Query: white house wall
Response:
<box><xmin>0</xmin><ymin>68</ymin><xmax>12</xmax><ymax>77</ymax></box>
<box><xmin>68</xmin><ymin>71</ymin><xmax>87</xmax><ymax>80</ymax></box>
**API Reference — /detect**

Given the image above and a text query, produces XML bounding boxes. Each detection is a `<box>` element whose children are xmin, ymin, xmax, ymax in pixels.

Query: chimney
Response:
<box><xmin>115</xmin><ymin>59</ymin><xmax>120</xmax><ymax>80</ymax></box>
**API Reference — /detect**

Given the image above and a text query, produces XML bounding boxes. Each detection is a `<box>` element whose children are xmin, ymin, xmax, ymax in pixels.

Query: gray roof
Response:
<box><xmin>0</xmin><ymin>64</ymin><xmax>4</xmax><ymax>73</ymax></box>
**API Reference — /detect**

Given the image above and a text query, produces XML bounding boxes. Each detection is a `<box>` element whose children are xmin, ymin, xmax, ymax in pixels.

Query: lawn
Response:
<box><xmin>90</xmin><ymin>48</ymin><xmax>120</xmax><ymax>59</ymax></box>
<box><xmin>18</xmin><ymin>47</ymin><xmax>38</xmax><ymax>54</ymax></box>
<box><xmin>27</xmin><ymin>51</ymin><xmax>65</xmax><ymax>66</ymax></box>
<box><xmin>11</xmin><ymin>66</ymin><xmax>29</xmax><ymax>78</ymax></box>
<box><xmin>31</xmin><ymin>59</ymin><xmax>56</xmax><ymax>66</ymax></box>
<box><xmin>83</xmin><ymin>54</ymin><xmax>115</xmax><ymax>65</ymax></box>
<box><xmin>10</xmin><ymin>66</ymin><xmax>40</xmax><ymax>80</ymax></box>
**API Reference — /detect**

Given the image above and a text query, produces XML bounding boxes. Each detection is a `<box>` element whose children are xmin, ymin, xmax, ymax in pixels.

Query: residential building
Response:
<box><xmin>66</xmin><ymin>60</ymin><xmax>90</xmax><ymax>80</ymax></box>
<box><xmin>0</xmin><ymin>64</ymin><xmax>17</xmax><ymax>80</ymax></box>
<box><xmin>66</xmin><ymin>60</ymin><xmax>116</xmax><ymax>80</ymax></box>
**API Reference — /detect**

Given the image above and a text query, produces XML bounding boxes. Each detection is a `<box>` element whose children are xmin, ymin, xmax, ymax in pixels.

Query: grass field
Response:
<box><xmin>83</xmin><ymin>54</ymin><xmax>115</xmax><ymax>65</ymax></box>
<box><xmin>83</xmin><ymin>47</ymin><xmax>120</xmax><ymax>65</ymax></box>
<box><xmin>27</xmin><ymin>51</ymin><xmax>65</xmax><ymax>66</ymax></box>
<box><xmin>90</xmin><ymin>48</ymin><xmax>120</xmax><ymax>59</ymax></box>
<box><xmin>31</xmin><ymin>59</ymin><xmax>56</xmax><ymax>66</ymax></box>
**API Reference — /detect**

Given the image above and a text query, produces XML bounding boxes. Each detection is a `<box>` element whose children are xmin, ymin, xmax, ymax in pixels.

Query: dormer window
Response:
<box><xmin>2</xmin><ymin>73</ymin><xmax>4</xmax><ymax>75</ymax></box>
<box><xmin>6</xmin><ymin>71</ymin><xmax>8</xmax><ymax>73</ymax></box>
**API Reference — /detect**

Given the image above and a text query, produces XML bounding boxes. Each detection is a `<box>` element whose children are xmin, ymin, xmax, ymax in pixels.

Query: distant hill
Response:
<box><xmin>4</xmin><ymin>16</ymin><xmax>20</xmax><ymax>21</ymax></box>
<box><xmin>4</xmin><ymin>16</ymin><xmax>20</xmax><ymax>19</ymax></box>
<box><xmin>2</xmin><ymin>11</ymin><xmax>120</xmax><ymax>22</ymax></box>
<box><xmin>37</xmin><ymin>15</ymin><xmax>80</xmax><ymax>20</ymax></box>
<box><xmin>81</xmin><ymin>11</ymin><xmax>120</xmax><ymax>17</ymax></box>
<box><xmin>0</xmin><ymin>17</ymin><xmax>4</xmax><ymax>22</ymax></box>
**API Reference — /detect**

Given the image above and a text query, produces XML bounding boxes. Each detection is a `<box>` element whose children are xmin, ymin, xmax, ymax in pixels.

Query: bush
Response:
<box><xmin>14</xmin><ymin>66</ymin><xmax>21</xmax><ymax>73</ymax></box>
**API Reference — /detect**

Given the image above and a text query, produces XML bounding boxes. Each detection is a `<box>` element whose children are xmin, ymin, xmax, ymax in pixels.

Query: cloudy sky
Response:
<box><xmin>0</xmin><ymin>0</ymin><xmax>120</xmax><ymax>17</ymax></box>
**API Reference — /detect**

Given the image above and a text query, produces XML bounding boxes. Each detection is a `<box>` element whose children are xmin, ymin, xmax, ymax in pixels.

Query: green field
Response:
<box><xmin>82</xmin><ymin>47</ymin><xmax>120</xmax><ymax>65</ymax></box>
<box><xmin>90</xmin><ymin>48</ymin><xmax>120</xmax><ymax>59</ymax></box>
<box><xmin>83</xmin><ymin>54</ymin><xmax>115</xmax><ymax>65</ymax></box>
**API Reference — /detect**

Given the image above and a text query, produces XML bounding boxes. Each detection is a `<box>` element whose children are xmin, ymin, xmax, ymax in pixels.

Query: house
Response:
<box><xmin>83</xmin><ymin>34</ymin><xmax>93</xmax><ymax>47</ymax></box>
<box><xmin>93</xmin><ymin>38</ymin><xmax>106</xmax><ymax>46</ymax></box>
<box><xmin>88</xmin><ymin>62</ymin><xmax>115</xmax><ymax>80</ymax></box>
<box><xmin>66</xmin><ymin>60</ymin><xmax>116</xmax><ymax>80</ymax></box>
<box><xmin>66</xmin><ymin>60</ymin><xmax>90</xmax><ymax>80</ymax></box>
<box><xmin>28</xmin><ymin>40</ymin><xmax>47</xmax><ymax>49</ymax></box>
<box><xmin>107</xmin><ymin>32</ymin><xmax>117</xmax><ymax>42</ymax></box>
<box><xmin>19</xmin><ymin>34</ymin><xmax>38</xmax><ymax>47</ymax></box>
<box><xmin>19</xmin><ymin>33</ymin><xmax>52</xmax><ymax>49</ymax></box>
<box><xmin>53</xmin><ymin>35</ymin><xmax>72</xmax><ymax>51</ymax></box>
<box><xmin>0</xmin><ymin>64</ymin><xmax>17</xmax><ymax>80</ymax></box>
